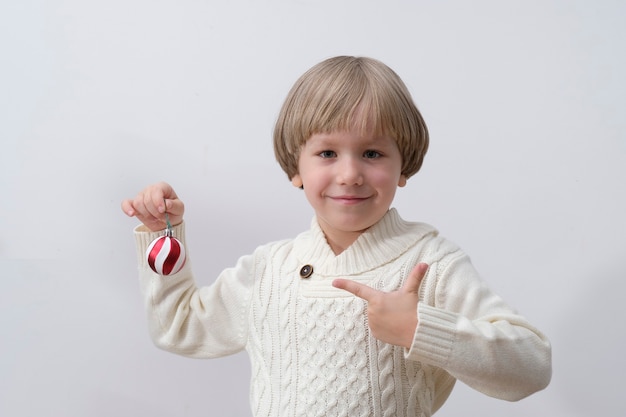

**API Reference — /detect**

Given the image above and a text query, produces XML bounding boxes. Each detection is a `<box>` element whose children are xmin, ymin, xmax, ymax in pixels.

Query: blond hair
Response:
<box><xmin>273</xmin><ymin>56</ymin><xmax>429</xmax><ymax>180</ymax></box>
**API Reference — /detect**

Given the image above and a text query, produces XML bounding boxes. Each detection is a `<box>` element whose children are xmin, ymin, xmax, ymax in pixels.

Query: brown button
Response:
<box><xmin>299</xmin><ymin>264</ymin><xmax>313</xmax><ymax>278</ymax></box>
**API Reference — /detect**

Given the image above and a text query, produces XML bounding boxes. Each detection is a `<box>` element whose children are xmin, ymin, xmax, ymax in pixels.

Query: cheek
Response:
<box><xmin>301</xmin><ymin>172</ymin><xmax>327</xmax><ymax>196</ymax></box>
<box><xmin>370</xmin><ymin>167</ymin><xmax>401</xmax><ymax>188</ymax></box>
<box><xmin>301</xmin><ymin>181</ymin><xmax>325</xmax><ymax>209</ymax></box>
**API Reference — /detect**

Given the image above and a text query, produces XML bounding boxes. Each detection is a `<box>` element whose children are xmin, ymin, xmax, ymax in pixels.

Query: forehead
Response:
<box><xmin>306</xmin><ymin>130</ymin><xmax>398</xmax><ymax>149</ymax></box>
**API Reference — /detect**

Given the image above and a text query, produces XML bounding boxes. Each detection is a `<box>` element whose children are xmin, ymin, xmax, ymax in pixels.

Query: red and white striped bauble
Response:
<box><xmin>146</xmin><ymin>235</ymin><xmax>186</xmax><ymax>276</ymax></box>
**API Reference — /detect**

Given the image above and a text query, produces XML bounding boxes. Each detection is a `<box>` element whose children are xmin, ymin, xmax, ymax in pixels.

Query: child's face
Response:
<box><xmin>292</xmin><ymin>128</ymin><xmax>406</xmax><ymax>249</ymax></box>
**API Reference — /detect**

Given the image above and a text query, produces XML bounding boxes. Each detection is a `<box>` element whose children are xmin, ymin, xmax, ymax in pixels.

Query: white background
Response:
<box><xmin>1</xmin><ymin>1</ymin><xmax>624</xmax><ymax>416</ymax></box>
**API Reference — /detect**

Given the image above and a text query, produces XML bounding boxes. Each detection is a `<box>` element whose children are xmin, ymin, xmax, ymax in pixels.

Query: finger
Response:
<box><xmin>401</xmin><ymin>263</ymin><xmax>429</xmax><ymax>294</ymax></box>
<box><xmin>143</xmin><ymin>187</ymin><xmax>166</xmax><ymax>218</ymax></box>
<box><xmin>136</xmin><ymin>183</ymin><xmax>168</xmax><ymax>215</ymax></box>
<box><xmin>164</xmin><ymin>198</ymin><xmax>184</xmax><ymax>217</ymax></box>
<box><xmin>132</xmin><ymin>193</ymin><xmax>156</xmax><ymax>220</ymax></box>
<box><xmin>121</xmin><ymin>199</ymin><xmax>135</xmax><ymax>217</ymax></box>
<box><xmin>129</xmin><ymin>191</ymin><xmax>160</xmax><ymax>223</ymax></box>
<box><xmin>152</xmin><ymin>182</ymin><xmax>181</xmax><ymax>214</ymax></box>
<box><xmin>156</xmin><ymin>181</ymin><xmax>176</xmax><ymax>198</ymax></box>
<box><xmin>332</xmin><ymin>278</ymin><xmax>380</xmax><ymax>301</ymax></box>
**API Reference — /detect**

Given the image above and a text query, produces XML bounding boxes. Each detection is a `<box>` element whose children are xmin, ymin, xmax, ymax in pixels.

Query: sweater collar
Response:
<box><xmin>292</xmin><ymin>208</ymin><xmax>437</xmax><ymax>276</ymax></box>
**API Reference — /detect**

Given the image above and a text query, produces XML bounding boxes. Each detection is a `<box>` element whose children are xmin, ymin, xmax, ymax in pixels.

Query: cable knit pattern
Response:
<box><xmin>134</xmin><ymin>208</ymin><xmax>552</xmax><ymax>417</ymax></box>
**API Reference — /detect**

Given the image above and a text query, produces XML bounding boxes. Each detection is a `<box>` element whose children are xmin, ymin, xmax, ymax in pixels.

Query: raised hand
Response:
<box><xmin>121</xmin><ymin>182</ymin><xmax>185</xmax><ymax>232</ymax></box>
<box><xmin>332</xmin><ymin>263</ymin><xmax>429</xmax><ymax>349</ymax></box>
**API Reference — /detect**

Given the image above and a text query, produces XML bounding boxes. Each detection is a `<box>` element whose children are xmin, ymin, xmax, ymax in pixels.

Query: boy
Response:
<box><xmin>122</xmin><ymin>56</ymin><xmax>551</xmax><ymax>417</ymax></box>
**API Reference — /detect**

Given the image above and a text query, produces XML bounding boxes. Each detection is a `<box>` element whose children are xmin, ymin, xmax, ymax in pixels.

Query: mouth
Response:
<box><xmin>329</xmin><ymin>195</ymin><xmax>370</xmax><ymax>205</ymax></box>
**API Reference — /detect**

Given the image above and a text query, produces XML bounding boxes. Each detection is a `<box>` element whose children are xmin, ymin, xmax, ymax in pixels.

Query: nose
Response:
<box><xmin>336</xmin><ymin>156</ymin><xmax>363</xmax><ymax>186</ymax></box>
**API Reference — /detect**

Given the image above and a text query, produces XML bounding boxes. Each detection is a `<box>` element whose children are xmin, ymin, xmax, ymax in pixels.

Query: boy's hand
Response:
<box><xmin>121</xmin><ymin>182</ymin><xmax>185</xmax><ymax>232</ymax></box>
<box><xmin>332</xmin><ymin>263</ymin><xmax>428</xmax><ymax>349</ymax></box>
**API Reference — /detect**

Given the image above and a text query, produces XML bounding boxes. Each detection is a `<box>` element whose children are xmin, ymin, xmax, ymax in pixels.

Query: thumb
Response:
<box><xmin>164</xmin><ymin>197</ymin><xmax>184</xmax><ymax>216</ymax></box>
<box><xmin>401</xmin><ymin>263</ymin><xmax>429</xmax><ymax>294</ymax></box>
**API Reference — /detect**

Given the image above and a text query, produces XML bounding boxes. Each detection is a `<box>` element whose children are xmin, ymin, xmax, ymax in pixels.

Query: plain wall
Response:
<box><xmin>1</xmin><ymin>1</ymin><xmax>624</xmax><ymax>416</ymax></box>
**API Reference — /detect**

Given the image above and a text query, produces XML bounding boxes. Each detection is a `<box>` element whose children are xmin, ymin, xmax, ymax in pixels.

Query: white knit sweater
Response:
<box><xmin>134</xmin><ymin>208</ymin><xmax>551</xmax><ymax>417</ymax></box>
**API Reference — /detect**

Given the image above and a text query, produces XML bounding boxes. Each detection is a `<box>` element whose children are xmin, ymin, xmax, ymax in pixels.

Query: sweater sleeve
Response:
<box><xmin>405</xmin><ymin>248</ymin><xmax>552</xmax><ymax>401</ymax></box>
<box><xmin>134</xmin><ymin>222</ymin><xmax>255</xmax><ymax>359</ymax></box>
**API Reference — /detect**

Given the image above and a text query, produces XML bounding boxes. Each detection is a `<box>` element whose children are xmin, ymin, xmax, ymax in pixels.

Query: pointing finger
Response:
<box><xmin>332</xmin><ymin>278</ymin><xmax>380</xmax><ymax>302</ymax></box>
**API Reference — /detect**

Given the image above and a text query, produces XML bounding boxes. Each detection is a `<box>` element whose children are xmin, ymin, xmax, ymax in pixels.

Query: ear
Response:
<box><xmin>398</xmin><ymin>175</ymin><xmax>407</xmax><ymax>187</ymax></box>
<box><xmin>291</xmin><ymin>174</ymin><xmax>303</xmax><ymax>188</ymax></box>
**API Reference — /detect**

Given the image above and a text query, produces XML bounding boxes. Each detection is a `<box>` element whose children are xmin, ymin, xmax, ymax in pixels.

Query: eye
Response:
<box><xmin>319</xmin><ymin>150</ymin><xmax>336</xmax><ymax>158</ymax></box>
<box><xmin>363</xmin><ymin>150</ymin><xmax>381</xmax><ymax>159</ymax></box>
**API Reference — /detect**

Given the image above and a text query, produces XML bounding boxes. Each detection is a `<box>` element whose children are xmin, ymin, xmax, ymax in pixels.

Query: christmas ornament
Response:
<box><xmin>146</xmin><ymin>212</ymin><xmax>186</xmax><ymax>276</ymax></box>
